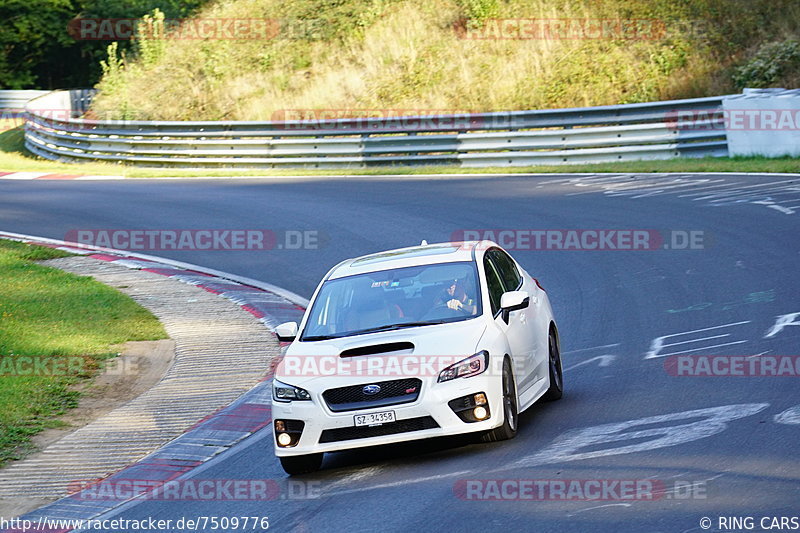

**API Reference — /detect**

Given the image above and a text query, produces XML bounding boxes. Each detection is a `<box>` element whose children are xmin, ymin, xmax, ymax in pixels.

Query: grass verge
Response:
<box><xmin>0</xmin><ymin>239</ymin><xmax>167</xmax><ymax>467</ymax></box>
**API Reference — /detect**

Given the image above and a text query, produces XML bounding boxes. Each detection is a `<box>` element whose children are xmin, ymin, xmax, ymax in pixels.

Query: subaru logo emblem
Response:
<box><xmin>362</xmin><ymin>384</ymin><xmax>381</xmax><ymax>395</ymax></box>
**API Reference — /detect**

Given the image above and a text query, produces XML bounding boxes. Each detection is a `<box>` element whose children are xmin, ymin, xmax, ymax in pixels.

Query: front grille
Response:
<box><xmin>322</xmin><ymin>378</ymin><xmax>422</xmax><ymax>412</ymax></box>
<box><xmin>318</xmin><ymin>416</ymin><xmax>439</xmax><ymax>443</ymax></box>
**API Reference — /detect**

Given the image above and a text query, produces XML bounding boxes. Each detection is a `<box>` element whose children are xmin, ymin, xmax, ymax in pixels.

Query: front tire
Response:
<box><xmin>279</xmin><ymin>453</ymin><xmax>323</xmax><ymax>475</ymax></box>
<box><xmin>482</xmin><ymin>357</ymin><xmax>518</xmax><ymax>442</ymax></box>
<box><xmin>542</xmin><ymin>330</ymin><xmax>563</xmax><ymax>401</ymax></box>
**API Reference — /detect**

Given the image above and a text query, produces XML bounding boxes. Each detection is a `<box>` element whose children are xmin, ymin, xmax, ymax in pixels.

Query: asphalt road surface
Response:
<box><xmin>2</xmin><ymin>173</ymin><xmax>799</xmax><ymax>533</ymax></box>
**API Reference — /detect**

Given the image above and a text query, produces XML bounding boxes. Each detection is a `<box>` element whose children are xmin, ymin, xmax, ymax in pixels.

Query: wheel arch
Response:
<box><xmin>549</xmin><ymin>321</ymin><xmax>560</xmax><ymax>352</ymax></box>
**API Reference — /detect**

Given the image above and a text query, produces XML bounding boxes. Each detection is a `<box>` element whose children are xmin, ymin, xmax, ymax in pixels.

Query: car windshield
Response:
<box><xmin>300</xmin><ymin>261</ymin><xmax>482</xmax><ymax>341</ymax></box>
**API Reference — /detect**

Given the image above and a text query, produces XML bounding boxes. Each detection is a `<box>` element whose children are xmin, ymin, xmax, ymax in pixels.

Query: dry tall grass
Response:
<box><xmin>90</xmin><ymin>0</ymin><xmax>800</xmax><ymax>120</ymax></box>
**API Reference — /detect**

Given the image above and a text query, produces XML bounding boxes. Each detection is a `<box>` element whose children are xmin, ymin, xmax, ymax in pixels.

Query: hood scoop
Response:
<box><xmin>340</xmin><ymin>341</ymin><xmax>415</xmax><ymax>358</ymax></box>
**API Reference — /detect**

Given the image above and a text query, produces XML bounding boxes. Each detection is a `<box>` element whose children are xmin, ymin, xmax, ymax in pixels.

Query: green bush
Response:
<box><xmin>135</xmin><ymin>8</ymin><xmax>167</xmax><ymax>68</ymax></box>
<box><xmin>733</xmin><ymin>40</ymin><xmax>800</xmax><ymax>88</ymax></box>
<box><xmin>456</xmin><ymin>0</ymin><xmax>499</xmax><ymax>22</ymax></box>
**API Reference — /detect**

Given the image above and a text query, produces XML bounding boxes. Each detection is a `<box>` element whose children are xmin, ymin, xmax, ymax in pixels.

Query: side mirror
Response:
<box><xmin>500</xmin><ymin>291</ymin><xmax>529</xmax><ymax>324</ymax></box>
<box><xmin>275</xmin><ymin>322</ymin><xmax>299</xmax><ymax>342</ymax></box>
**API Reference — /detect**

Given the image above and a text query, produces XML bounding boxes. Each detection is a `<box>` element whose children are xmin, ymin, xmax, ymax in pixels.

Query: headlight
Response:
<box><xmin>273</xmin><ymin>379</ymin><xmax>311</xmax><ymax>402</ymax></box>
<box><xmin>438</xmin><ymin>351</ymin><xmax>489</xmax><ymax>383</ymax></box>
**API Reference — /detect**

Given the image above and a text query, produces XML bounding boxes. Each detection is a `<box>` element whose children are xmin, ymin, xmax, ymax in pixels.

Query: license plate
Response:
<box><xmin>354</xmin><ymin>410</ymin><xmax>396</xmax><ymax>427</ymax></box>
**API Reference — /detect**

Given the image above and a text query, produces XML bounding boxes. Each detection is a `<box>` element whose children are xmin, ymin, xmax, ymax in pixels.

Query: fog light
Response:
<box><xmin>449</xmin><ymin>392</ymin><xmax>490</xmax><ymax>423</ymax></box>
<box><xmin>277</xmin><ymin>432</ymin><xmax>292</xmax><ymax>446</ymax></box>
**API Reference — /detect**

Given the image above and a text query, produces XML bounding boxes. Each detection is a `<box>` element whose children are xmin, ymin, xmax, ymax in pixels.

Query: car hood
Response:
<box><xmin>276</xmin><ymin>318</ymin><xmax>487</xmax><ymax>389</ymax></box>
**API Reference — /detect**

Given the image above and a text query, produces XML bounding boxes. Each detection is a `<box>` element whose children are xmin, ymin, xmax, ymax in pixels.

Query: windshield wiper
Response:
<box><xmin>301</xmin><ymin>321</ymin><xmax>448</xmax><ymax>342</ymax></box>
<box><xmin>300</xmin><ymin>334</ymin><xmax>341</xmax><ymax>342</ymax></box>
<box><xmin>355</xmin><ymin>320</ymin><xmax>449</xmax><ymax>335</ymax></box>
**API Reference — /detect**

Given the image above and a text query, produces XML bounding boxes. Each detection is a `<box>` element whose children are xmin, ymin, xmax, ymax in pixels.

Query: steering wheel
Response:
<box><xmin>424</xmin><ymin>301</ymin><xmax>472</xmax><ymax>319</ymax></box>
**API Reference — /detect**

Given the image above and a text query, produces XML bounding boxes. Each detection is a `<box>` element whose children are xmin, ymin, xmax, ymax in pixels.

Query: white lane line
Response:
<box><xmin>566</xmin><ymin>189</ymin><xmax>618</xmax><ymax>196</ymax></box>
<box><xmin>677</xmin><ymin>182</ymin><xmax>746</xmax><ymax>197</ymax></box>
<box><xmin>537</xmin><ymin>176</ymin><xmax>593</xmax><ymax>185</ymax></box>
<box><xmin>320</xmin><ymin>465</ymin><xmax>386</xmax><ymax>494</ymax></box>
<box><xmin>567</xmin><ymin>503</ymin><xmax>633</xmax><ymax>516</ymax></box>
<box><xmin>563</xmin><ymin>355</ymin><xmax>617</xmax><ymax>372</ymax></box>
<box><xmin>567</xmin><ymin>187</ymin><xmax>643</xmax><ymax>196</ymax></box>
<box><xmin>660</xmin><ymin>320</ymin><xmax>750</xmax><ymax>336</ymax></box>
<box><xmin>603</xmin><ymin>179</ymin><xmax>690</xmax><ymax>195</ymax></box>
<box><xmin>609</xmin><ymin>182</ymin><xmax>700</xmax><ymax>198</ymax></box>
<box><xmin>646</xmin><ymin>178</ymin><xmax>727</xmax><ymax>193</ymax></box>
<box><xmin>644</xmin><ymin>320</ymin><xmax>750</xmax><ymax>359</ymax></box>
<box><xmin>680</xmin><ymin>179</ymin><xmax>800</xmax><ymax>197</ymax></box>
<box><xmin>766</xmin><ymin>204</ymin><xmax>795</xmax><ymax>215</ymax></box>
<box><xmin>605</xmin><ymin>184</ymin><xmax>681</xmax><ymax>196</ymax></box>
<box><xmin>707</xmin><ymin>185</ymin><xmax>800</xmax><ymax>202</ymax></box>
<box><xmin>596</xmin><ymin>177</ymin><xmax>674</xmax><ymax>192</ymax></box>
<box><xmin>630</xmin><ymin>181</ymin><xmax>728</xmax><ymax>198</ymax></box>
<box><xmin>655</xmin><ymin>340</ymin><xmax>748</xmax><ymax>357</ymax></box>
<box><xmin>774</xmin><ymin>405</ymin><xmax>800</xmax><ymax>425</ymax></box>
<box><xmin>698</xmin><ymin>178</ymin><xmax>797</xmax><ymax>193</ymax></box>
<box><xmin>656</xmin><ymin>333</ymin><xmax>731</xmax><ymax>349</ymax></box>
<box><xmin>690</xmin><ymin>180</ymin><xmax>798</xmax><ymax>200</ymax></box>
<box><xmin>573</xmin><ymin>174</ymin><xmax>633</xmax><ymax>185</ymax></box>
<box><xmin>700</xmin><ymin>189</ymin><xmax>798</xmax><ymax>202</ymax></box>
<box><xmin>535</xmin><ymin>174</ymin><xmax>632</xmax><ymax>188</ymax></box>
<box><xmin>563</xmin><ymin>343</ymin><xmax>620</xmax><ymax>354</ymax></box>
<box><xmin>600</xmin><ymin>177</ymin><xmax>732</xmax><ymax>197</ymax></box>
<box><xmin>325</xmin><ymin>470</ymin><xmax>472</xmax><ymax>497</ymax></box>
<box><xmin>745</xmin><ymin>188</ymin><xmax>800</xmax><ymax>199</ymax></box>
<box><xmin>565</xmin><ymin>177</ymin><xmax>638</xmax><ymax>194</ymax></box>
<box><xmin>628</xmin><ymin>181</ymin><xmax>722</xmax><ymax>198</ymax></box>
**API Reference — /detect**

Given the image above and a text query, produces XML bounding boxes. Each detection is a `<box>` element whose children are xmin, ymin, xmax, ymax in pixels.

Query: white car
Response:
<box><xmin>271</xmin><ymin>241</ymin><xmax>563</xmax><ymax>475</ymax></box>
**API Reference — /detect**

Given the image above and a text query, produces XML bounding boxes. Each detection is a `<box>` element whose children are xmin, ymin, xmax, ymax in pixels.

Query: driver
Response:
<box><xmin>434</xmin><ymin>279</ymin><xmax>477</xmax><ymax>315</ymax></box>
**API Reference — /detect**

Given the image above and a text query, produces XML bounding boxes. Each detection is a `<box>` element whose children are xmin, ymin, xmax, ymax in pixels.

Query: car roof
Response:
<box><xmin>327</xmin><ymin>241</ymin><xmax>491</xmax><ymax>280</ymax></box>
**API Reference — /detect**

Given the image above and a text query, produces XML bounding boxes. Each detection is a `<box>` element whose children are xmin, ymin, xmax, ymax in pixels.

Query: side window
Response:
<box><xmin>489</xmin><ymin>249</ymin><xmax>522</xmax><ymax>291</ymax></box>
<box><xmin>483</xmin><ymin>256</ymin><xmax>505</xmax><ymax>316</ymax></box>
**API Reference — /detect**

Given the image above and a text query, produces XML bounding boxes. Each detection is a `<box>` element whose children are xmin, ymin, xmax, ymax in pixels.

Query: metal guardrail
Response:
<box><xmin>23</xmin><ymin>89</ymin><xmax>730</xmax><ymax>168</ymax></box>
<box><xmin>0</xmin><ymin>90</ymin><xmax>50</xmax><ymax>113</ymax></box>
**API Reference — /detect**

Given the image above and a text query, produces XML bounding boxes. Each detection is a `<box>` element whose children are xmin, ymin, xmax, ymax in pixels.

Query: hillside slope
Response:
<box><xmin>90</xmin><ymin>0</ymin><xmax>800</xmax><ymax>120</ymax></box>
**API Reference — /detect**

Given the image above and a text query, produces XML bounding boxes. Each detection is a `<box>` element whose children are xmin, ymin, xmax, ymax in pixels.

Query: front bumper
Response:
<box><xmin>272</xmin><ymin>373</ymin><xmax>504</xmax><ymax>456</ymax></box>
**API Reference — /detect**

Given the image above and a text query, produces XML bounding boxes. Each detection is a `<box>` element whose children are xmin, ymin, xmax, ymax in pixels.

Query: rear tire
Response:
<box><xmin>279</xmin><ymin>453</ymin><xmax>323</xmax><ymax>475</ymax></box>
<box><xmin>482</xmin><ymin>358</ymin><xmax>518</xmax><ymax>442</ymax></box>
<box><xmin>542</xmin><ymin>330</ymin><xmax>563</xmax><ymax>402</ymax></box>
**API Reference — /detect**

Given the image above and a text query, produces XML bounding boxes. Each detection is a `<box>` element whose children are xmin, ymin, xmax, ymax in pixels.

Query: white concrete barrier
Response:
<box><xmin>723</xmin><ymin>88</ymin><xmax>800</xmax><ymax>157</ymax></box>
